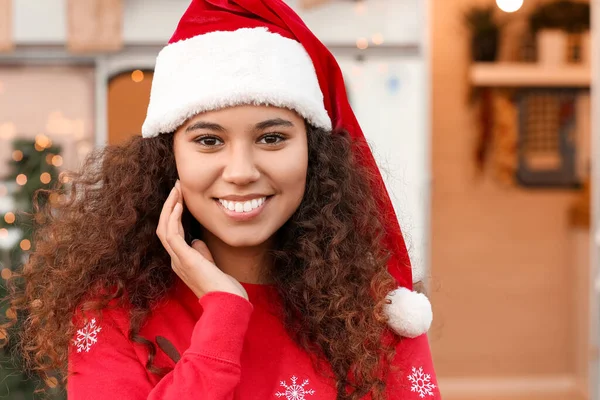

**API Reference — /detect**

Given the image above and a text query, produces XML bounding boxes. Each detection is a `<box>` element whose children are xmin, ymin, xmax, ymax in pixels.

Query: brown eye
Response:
<box><xmin>258</xmin><ymin>134</ymin><xmax>286</xmax><ymax>145</ymax></box>
<box><xmin>194</xmin><ymin>135</ymin><xmax>223</xmax><ymax>147</ymax></box>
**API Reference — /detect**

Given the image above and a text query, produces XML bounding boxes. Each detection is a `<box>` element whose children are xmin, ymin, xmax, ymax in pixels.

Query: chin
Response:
<box><xmin>222</xmin><ymin>237</ymin><xmax>264</xmax><ymax>248</ymax></box>
<box><xmin>213</xmin><ymin>229</ymin><xmax>273</xmax><ymax>249</ymax></box>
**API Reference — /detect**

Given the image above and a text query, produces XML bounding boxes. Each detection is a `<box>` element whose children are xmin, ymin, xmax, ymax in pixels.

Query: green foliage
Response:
<box><xmin>0</xmin><ymin>138</ymin><xmax>65</xmax><ymax>399</ymax></box>
<box><xmin>529</xmin><ymin>0</ymin><xmax>590</xmax><ymax>33</ymax></box>
<box><xmin>463</xmin><ymin>5</ymin><xmax>501</xmax><ymax>35</ymax></box>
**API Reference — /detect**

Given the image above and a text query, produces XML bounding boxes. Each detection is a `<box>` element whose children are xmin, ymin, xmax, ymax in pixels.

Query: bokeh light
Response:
<box><xmin>372</xmin><ymin>33</ymin><xmax>384</xmax><ymax>46</ymax></box>
<box><xmin>16</xmin><ymin>174</ymin><xmax>27</xmax><ymax>185</ymax></box>
<box><xmin>131</xmin><ymin>70</ymin><xmax>144</xmax><ymax>83</ymax></box>
<box><xmin>20</xmin><ymin>239</ymin><xmax>31</xmax><ymax>251</ymax></box>
<box><xmin>49</xmin><ymin>192</ymin><xmax>60</xmax><ymax>204</ymax></box>
<box><xmin>356</xmin><ymin>38</ymin><xmax>368</xmax><ymax>50</ymax></box>
<box><xmin>35</xmin><ymin>134</ymin><xmax>51</xmax><ymax>149</ymax></box>
<box><xmin>4</xmin><ymin>212</ymin><xmax>15</xmax><ymax>224</ymax></box>
<box><xmin>496</xmin><ymin>0</ymin><xmax>523</xmax><ymax>12</ymax></box>
<box><xmin>1</xmin><ymin>268</ymin><xmax>12</xmax><ymax>280</ymax></box>
<box><xmin>40</xmin><ymin>172</ymin><xmax>52</xmax><ymax>184</ymax></box>
<box><xmin>52</xmin><ymin>155</ymin><xmax>63</xmax><ymax>167</ymax></box>
<box><xmin>5</xmin><ymin>308</ymin><xmax>16</xmax><ymax>320</ymax></box>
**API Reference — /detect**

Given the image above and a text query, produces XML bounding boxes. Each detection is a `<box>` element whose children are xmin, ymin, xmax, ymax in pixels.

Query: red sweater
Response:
<box><xmin>68</xmin><ymin>278</ymin><xmax>441</xmax><ymax>399</ymax></box>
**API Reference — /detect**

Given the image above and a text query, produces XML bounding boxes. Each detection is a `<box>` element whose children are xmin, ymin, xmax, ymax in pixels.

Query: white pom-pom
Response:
<box><xmin>384</xmin><ymin>287</ymin><xmax>432</xmax><ymax>338</ymax></box>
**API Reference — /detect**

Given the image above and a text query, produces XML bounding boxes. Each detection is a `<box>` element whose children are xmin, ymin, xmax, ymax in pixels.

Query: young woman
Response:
<box><xmin>6</xmin><ymin>0</ymin><xmax>439</xmax><ymax>399</ymax></box>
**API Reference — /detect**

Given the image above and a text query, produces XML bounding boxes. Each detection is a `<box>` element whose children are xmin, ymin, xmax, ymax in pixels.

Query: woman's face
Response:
<box><xmin>173</xmin><ymin>105</ymin><xmax>308</xmax><ymax>248</ymax></box>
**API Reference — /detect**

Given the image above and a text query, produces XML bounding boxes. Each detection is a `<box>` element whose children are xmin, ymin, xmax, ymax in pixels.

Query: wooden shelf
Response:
<box><xmin>470</xmin><ymin>63</ymin><xmax>590</xmax><ymax>88</ymax></box>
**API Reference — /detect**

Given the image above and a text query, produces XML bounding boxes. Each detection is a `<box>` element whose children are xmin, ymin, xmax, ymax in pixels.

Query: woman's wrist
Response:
<box><xmin>186</xmin><ymin>292</ymin><xmax>254</xmax><ymax>363</ymax></box>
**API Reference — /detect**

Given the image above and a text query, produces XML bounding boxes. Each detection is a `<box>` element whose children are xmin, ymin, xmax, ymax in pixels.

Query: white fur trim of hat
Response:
<box><xmin>384</xmin><ymin>287</ymin><xmax>433</xmax><ymax>338</ymax></box>
<box><xmin>142</xmin><ymin>27</ymin><xmax>332</xmax><ymax>138</ymax></box>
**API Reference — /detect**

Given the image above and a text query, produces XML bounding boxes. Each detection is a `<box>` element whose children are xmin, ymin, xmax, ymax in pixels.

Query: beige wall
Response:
<box><xmin>0</xmin><ymin>66</ymin><xmax>96</xmax><ymax>174</ymax></box>
<box><xmin>430</xmin><ymin>1</ymin><xmax>590</xmax><ymax>398</ymax></box>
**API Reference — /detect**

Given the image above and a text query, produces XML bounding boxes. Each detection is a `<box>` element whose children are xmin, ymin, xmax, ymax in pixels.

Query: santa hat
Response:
<box><xmin>142</xmin><ymin>0</ymin><xmax>432</xmax><ymax>339</ymax></box>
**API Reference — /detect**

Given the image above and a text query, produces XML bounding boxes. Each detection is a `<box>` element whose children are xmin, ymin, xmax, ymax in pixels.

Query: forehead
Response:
<box><xmin>181</xmin><ymin>105</ymin><xmax>304</xmax><ymax>131</ymax></box>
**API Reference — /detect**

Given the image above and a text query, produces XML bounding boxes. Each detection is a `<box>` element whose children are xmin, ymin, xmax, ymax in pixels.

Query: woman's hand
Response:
<box><xmin>156</xmin><ymin>180</ymin><xmax>248</xmax><ymax>300</ymax></box>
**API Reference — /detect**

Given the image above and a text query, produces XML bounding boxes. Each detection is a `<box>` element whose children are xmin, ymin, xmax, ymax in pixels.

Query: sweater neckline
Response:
<box><xmin>239</xmin><ymin>281</ymin><xmax>279</xmax><ymax>304</ymax></box>
<box><xmin>173</xmin><ymin>276</ymin><xmax>279</xmax><ymax>308</ymax></box>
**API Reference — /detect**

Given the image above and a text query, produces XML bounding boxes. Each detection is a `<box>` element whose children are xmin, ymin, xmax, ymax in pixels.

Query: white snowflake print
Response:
<box><xmin>407</xmin><ymin>366</ymin><xmax>436</xmax><ymax>398</ymax></box>
<box><xmin>73</xmin><ymin>318</ymin><xmax>102</xmax><ymax>353</ymax></box>
<box><xmin>275</xmin><ymin>376</ymin><xmax>315</xmax><ymax>400</ymax></box>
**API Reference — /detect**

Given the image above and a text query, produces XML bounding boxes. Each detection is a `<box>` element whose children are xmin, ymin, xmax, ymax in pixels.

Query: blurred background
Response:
<box><xmin>0</xmin><ymin>0</ymin><xmax>598</xmax><ymax>399</ymax></box>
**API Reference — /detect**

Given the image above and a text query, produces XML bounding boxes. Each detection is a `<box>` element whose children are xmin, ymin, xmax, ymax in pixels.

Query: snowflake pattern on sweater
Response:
<box><xmin>73</xmin><ymin>318</ymin><xmax>102</xmax><ymax>353</ymax></box>
<box><xmin>275</xmin><ymin>376</ymin><xmax>315</xmax><ymax>399</ymax></box>
<box><xmin>407</xmin><ymin>366</ymin><xmax>437</xmax><ymax>398</ymax></box>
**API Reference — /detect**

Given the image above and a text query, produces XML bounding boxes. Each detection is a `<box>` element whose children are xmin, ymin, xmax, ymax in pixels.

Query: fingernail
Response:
<box><xmin>191</xmin><ymin>239</ymin><xmax>198</xmax><ymax>245</ymax></box>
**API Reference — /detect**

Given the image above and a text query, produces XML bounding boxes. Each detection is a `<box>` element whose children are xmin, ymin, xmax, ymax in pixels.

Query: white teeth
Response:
<box><xmin>218</xmin><ymin>196</ymin><xmax>268</xmax><ymax>213</ymax></box>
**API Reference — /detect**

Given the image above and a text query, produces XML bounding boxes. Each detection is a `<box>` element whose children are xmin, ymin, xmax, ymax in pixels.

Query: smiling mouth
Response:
<box><xmin>213</xmin><ymin>195</ymin><xmax>274</xmax><ymax>214</ymax></box>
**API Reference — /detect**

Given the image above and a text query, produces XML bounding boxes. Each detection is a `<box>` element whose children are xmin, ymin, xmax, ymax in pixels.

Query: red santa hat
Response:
<box><xmin>142</xmin><ymin>0</ymin><xmax>432</xmax><ymax>339</ymax></box>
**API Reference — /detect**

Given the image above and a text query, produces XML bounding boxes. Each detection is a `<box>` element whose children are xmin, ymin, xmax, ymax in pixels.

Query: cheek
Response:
<box><xmin>270</xmin><ymin>149</ymin><xmax>308</xmax><ymax>201</ymax></box>
<box><xmin>174</xmin><ymin>150</ymin><xmax>214</xmax><ymax>196</ymax></box>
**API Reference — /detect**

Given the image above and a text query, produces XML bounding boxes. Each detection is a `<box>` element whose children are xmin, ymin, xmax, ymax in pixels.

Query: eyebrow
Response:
<box><xmin>254</xmin><ymin>118</ymin><xmax>294</xmax><ymax>130</ymax></box>
<box><xmin>185</xmin><ymin>121</ymin><xmax>226</xmax><ymax>133</ymax></box>
<box><xmin>185</xmin><ymin>118</ymin><xmax>294</xmax><ymax>133</ymax></box>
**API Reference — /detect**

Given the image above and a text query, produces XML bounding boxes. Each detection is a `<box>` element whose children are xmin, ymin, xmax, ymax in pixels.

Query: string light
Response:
<box><xmin>372</xmin><ymin>33</ymin><xmax>384</xmax><ymax>46</ymax></box>
<box><xmin>34</xmin><ymin>142</ymin><xmax>44</xmax><ymax>152</ymax></box>
<box><xmin>20</xmin><ymin>239</ymin><xmax>31</xmax><ymax>251</ymax></box>
<box><xmin>35</xmin><ymin>134</ymin><xmax>51</xmax><ymax>149</ymax></box>
<box><xmin>16</xmin><ymin>174</ymin><xmax>27</xmax><ymax>186</ymax></box>
<box><xmin>496</xmin><ymin>0</ymin><xmax>523</xmax><ymax>13</ymax></box>
<box><xmin>40</xmin><ymin>172</ymin><xmax>51</xmax><ymax>184</ymax></box>
<box><xmin>356</xmin><ymin>38</ymin><xmax>368</xmax><ymax>50</ymax></box>
<box><xmin>45</xmin><ymin>153</ymin><xmax>54</xmax><ymax>165</ymax></box>
<box><xmin>131</xmin><ymin>70</ymin><xmax>145</xmax><ymax>83</ymax></box>
<box><xmin>52</xmin><ymin>155</ymin><xmax>63</xmax><ymax>167</ymax></box>
<box><xmin>4</xmin><ymin>212</ymin><xmax>15</xmax><ymax>224</ymax></box>
<box><xmin>12</xmin><ymin>150</ymin><xmax>23</xmax><ymax>161</ymax></box>
<box><xmin>0</xmin><ymin>228</ymin><xmax>7</xmax><ymax>238</ymax></box>
<box><xmin>1</xmin><ymin>268</ymin><xmax>12</xmax><ymax>280</ymax></box>
<box><xmin>5</xmin><ymin>308</ymin><xmax>16</xmax><ymax>320</ymax></box>
<box><xmin>49</xmin><ymin>193</ymin><xmax>60</xmax><ymax>205</ymax></box>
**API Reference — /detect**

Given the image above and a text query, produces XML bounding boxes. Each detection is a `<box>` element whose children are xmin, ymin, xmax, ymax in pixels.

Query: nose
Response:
<box><xmin>221</xmin><ymin>145</ymin><xmax>260</xmax><ymax>185</ymax></box>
